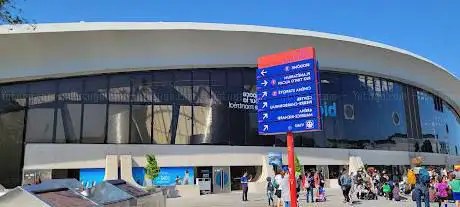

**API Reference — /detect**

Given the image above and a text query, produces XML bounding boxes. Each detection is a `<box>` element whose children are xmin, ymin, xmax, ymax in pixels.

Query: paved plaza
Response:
<box><xmin>167</xmin><ymin>188</ymin><xmax>456</xmax><ymax>207</ymax></box>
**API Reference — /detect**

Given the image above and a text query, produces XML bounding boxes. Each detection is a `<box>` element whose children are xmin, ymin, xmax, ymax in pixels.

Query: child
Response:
<box><xmin>436</xmin><ymin>176</ymin><xmax>448</xmax><ymax>207</ymax></box>
<box><xmin>266</xmin><ymin>177</ymin><xmax>275</xmax><ymax>207</ymax></box>
<box><xmin>316</xmin><ymin>186</ymin><xmax>326</xmax><ymax>202</ymax></box>
<box><xmin>393</xmin><ymin>182</ymin><xmax>401</xmax><ymax>201</ymax></box>
<box><xmin>382</xmin><ymin>182</ymin><xmax>391</xmax><ymax>200</ymax></box>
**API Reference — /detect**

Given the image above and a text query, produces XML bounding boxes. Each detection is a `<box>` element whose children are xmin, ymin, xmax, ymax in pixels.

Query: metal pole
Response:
<box><xmin>287</xmin><ymin>131</ymin><xmax>297</xmax><ymax>207</ymax></box>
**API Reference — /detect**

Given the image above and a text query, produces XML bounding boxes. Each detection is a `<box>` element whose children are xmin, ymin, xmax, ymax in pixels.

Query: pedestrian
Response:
<box><xmin>281</xmin><ymin>168</ymin><xmax>291</xmax><ymax>207</ymax></box>
<box><xmin>241</xmin><ymin>172</ymin><xmax>250</xmax><ymax>201</ymax></box>
<box><xmin>274</xmin><ymin>169</ymin><xmax>283</xmax><ymax>207</ymax></box>
<box><xmin>448</xmin><ymin>173</ymin><xmax>460</xmax><ymax>207</ymax></box>
<box><xmin>266</xmin><ymin>177</ymin><xmax>275</xmax><ymax>207</ymax></box>
<box><xmin>339</xmin><ymin>169</ymin><xmax>352</xmax><ymax>203</ymax></box>
<box><xmin>305</xmin><ymin>171</ymin><xmax>315</xmax><ymax>203</ymax></box>
<box><xmin>435</xmin><ymin>176</ymin><xmax>448</xmax><ymax>207</ymax></box>
<box><xmin>412</xmin><ymin>156</ymin><xmax>431</xmax><ymax>207</ymax></box>
<box><xmin>393</xmin><ymin>182</ymin><xmax>401</xmax><ymax>201</ymax></box>
<box><xmin>382</xmin><ymin>182</ymin><xmax>391</xmax><ymax>199</ymax></box>
<box><xmin>296</xmin><ymin>174</ymin><xmax>302</xmax><ymax>203</ymax></box>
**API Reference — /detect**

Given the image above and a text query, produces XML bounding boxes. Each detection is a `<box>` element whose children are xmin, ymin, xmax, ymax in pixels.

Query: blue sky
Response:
<box><xmin>15</xmin><ymin>0</ymin><xmax>459</xmax><ymax>77</ymax></box>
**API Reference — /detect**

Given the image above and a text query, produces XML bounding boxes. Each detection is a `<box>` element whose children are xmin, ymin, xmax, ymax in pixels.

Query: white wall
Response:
<box><xmin>24</xmin><ymin>144</ymin><xmax>460</xmax><ymax>170</ymax></box>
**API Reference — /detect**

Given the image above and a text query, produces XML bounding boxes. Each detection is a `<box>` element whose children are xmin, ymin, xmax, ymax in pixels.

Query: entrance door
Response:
<box><xmin>212</xmin><ymin>166</ymin><xmax>230</xmax><ymax>194</ymax></box>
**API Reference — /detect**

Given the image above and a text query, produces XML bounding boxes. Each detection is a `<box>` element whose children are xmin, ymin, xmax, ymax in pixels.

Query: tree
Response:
<box><xmin>145</xmin><ymin>154</ymin><xmax>160</xmax><ymax>180</ymax></box>
<box><xmin>294</xmin><ymin>154</ymin><xmax>302</xmax><ymax>176</ymax></box>
<box><xmin>1</xmin><ymin>0</ymin><xmax>26</xmax><ymax>24</ymax></box>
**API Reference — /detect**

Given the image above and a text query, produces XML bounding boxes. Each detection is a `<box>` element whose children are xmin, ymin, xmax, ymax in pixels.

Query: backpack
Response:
<box><xmin>407</xmin><ymin>169</ymin><xmax>416</xmax><ymax>185</ymax></box>
<box><xmin>272</xmin><ymin>179</ymin><xmax>279</xmax><ymax>189</ymax></box>
<box><xmin>419</xmin><ymin>168</ymin><xmax>430</xmax><ymax>184</ymax></box>
<box><xmin>383</xmin><ymin>184</ymin><xmax>391</xmax><ymax>193</ymax></box>
<box><xmin>267</xmin><ymin>181</ymin><xmax>274</xmax><ymax>191</ymax></box>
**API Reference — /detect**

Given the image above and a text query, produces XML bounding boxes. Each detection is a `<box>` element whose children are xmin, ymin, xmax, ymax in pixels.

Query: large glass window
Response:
<box><xmin>26</xmin><ymin>81</ymin><xmax>56</xmax><ymax>143</ymax></box>
<box><xmin>55</xmin><ymin>78</ymin><xmax>83</xmax><ymax>143</ymax></box>
<box><xmin>210</xmin><ymin>70</ymin><xmax>229</xmax><ymax>145</ymax></box>
<box><xmin>107</xmin><ymin>104</ymin><xmax>130</xmax><ymax>144</ymax></box>
<box><xmin>131</xmin><ymin>105</ymin><xmax>152</xmax><ymax>144</ymax></box>
<box><xmin>81</xmin><ymin>76</ymin><xmax>108</xmax><ymax>143</ymax></box>
<box><xmin>227</xmin><ymin>70</ymin><xmax>245</xmax><ymax>145</ymax></box>
<box><xmin>0</xmin><ymin>84</ymin><xmax>26</xmax><ymax>188</ymax></box>
<box><xmin>109</xmin><ymin>74</ymin><xmax>131</xmax><ymax>103</ymax></box>
<box><xmin>153</xmin><ymin>105</ymin><xmax>172</xmax><ymax>144</ymax></box>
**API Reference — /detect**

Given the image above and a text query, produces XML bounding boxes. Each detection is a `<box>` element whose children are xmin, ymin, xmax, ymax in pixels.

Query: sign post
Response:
<box><xmin>257</xmin><ymin>47</ymin><xmax>321</xmax><ymax>207</ymax></box>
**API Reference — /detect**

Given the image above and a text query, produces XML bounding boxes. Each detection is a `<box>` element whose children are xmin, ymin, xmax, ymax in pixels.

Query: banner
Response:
<box><xmin>153</xmin><ymin>167</ymin><xmax>195</xmax><ymax>186</ymax></box>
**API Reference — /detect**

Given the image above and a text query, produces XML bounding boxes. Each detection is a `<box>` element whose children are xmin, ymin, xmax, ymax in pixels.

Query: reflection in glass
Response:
<box><xmin>153</xmin><ymin>105</ymin><xmax>172</xmax><ymax>144</ymax></box>
<box><xmin>109</xmin><ymin>75</ymin><xmax>131</xmax><ymax>103</ymax></box>
<box><xmin>55</xmin><ymin>104</ymin><xmax>81</xmax><ymax>143</ymax></box>
<box><xmin>175</xmin><ymin>106</ymin><xmax>192</xmax><ymax>144</ymax></box>
<box><xmin>132</xmin><ymin>73</ymin><xmax>152</xmax><ymax>103</ymax></box>
<box><xmin>26</xmin><ymin>108</ymin><xmax>54</xmax><ymax>143</ymax></box>
<box><xmin>0</xmin><ymin>84</ymin><xmax>26</xmax><ymax>188</ymax></box>
<box><xmin>192</xmin><ymin>106</ymin><xmax>212</xmax><ymax>144</ymax></box>
<box><xmin>81</xmin><ymin>104</ymin><xmax>106</xmax><ymax>143</ymax></box>
<box><xmin>107</xmin><ymin>104</ymin><xmax>130</xmax><ymax>144</ymax></box>
<box><xmin>131</xmin><ymin>105</ymin><xmax>152</xmax><ymax>144</ymax></box>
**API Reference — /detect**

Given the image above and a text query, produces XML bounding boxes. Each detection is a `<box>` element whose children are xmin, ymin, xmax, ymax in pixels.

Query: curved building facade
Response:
<box><xmin>0</xmin><ymin>22</ymin><xmax>459</xmax><ymax>189</ymax></box>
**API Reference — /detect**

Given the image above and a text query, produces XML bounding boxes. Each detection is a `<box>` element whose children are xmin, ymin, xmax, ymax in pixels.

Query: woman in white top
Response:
<box><xmin>281</xmin><ymin>171</ymin><xmax>291</xmax><ymax>207</ymax></box>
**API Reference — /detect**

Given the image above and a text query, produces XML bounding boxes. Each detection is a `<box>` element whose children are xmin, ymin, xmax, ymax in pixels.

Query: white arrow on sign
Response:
<box><xmin>262</xmin><ymin>91</ymin><xmax>267</xmax><ymax>98</ymax></box>
<box><xmin>262</xmin><ymin>80</ymin><xmax>268</xmax><ymax>86</ymax></box>
<box><xmin>263</xmin><ymin>125</ymin><xmax>269</xmax><ymax>131</ymax></box>
<box><xmin>263</xmin><ymin>113</ymin><xmax>268</xmax><ymax>119</ymax></box>
<box><xmin>262</xmin><ymin>102</ymin><xmax>268</xmax><ymax>108</ymax></box>
<box><xmin>261</xmin><ymin>70</ymin><xmax>267</xmax><ymax>76</ymax></box>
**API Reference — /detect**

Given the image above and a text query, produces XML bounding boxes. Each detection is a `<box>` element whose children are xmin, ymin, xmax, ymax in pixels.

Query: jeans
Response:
<box><xmin>306</xmin><ymin>188</ymin><xmax>314</xmax><ymax>202</ymax></box>
<box><xmin>242</xmin><ymin>186</ymin><xmax>248</xmax><ymax>201</ymax></box>
<box><xmin>284</xmin><ymin>201</ymin><xmax>291</xmax><ymax>207</ymax></box>
<box><xmin>342</xmin><ymin>186</ymin><xmax>351</xmax><ymax>202</ymax></box>
<box><xmin>267</xmin><ymin>191</ymin><xmax>274</xmax><ymax>205</ymax></box>
<box><xmin>413</xmin><ymin>185</ymin><xmax>430</xmax><ymax>207</ymax></box>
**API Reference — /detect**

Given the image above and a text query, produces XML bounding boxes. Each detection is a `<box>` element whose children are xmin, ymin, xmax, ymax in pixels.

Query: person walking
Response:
<box><xmin>305</xmin><ymin>171</ymin><xmax>315</xmax><ymax>203</ymax></box>
<box><xmin>241</xmin><ymin>172</ymin><xmax>250</xmax><ymax>201</ymax></box>
<box><xmin>281</xmin><ymin>169</ymin><xmax>291</xmax><ymax>207</ymax></box>
<box><xmin>435</xmin><ymin>176</ymin><xmax>448</xmax><ymax>207</ymax></box>
<box><xmin>274</xmin><ymin>170</ymin><xmax>283</xmax><ymax>207</ymax></box>
<box><xmin>266</xmin><ymin>177</ymin><xmax>275</xmax><ymax>207</ymax></box>
<box><xmin>339</xmin><ymin>169</ymin><xmax>352</xmax><ymax>203</ymax></box>
<box><xmin>412</xmin><ymin>157</ymin><xmax>431</xmax><ymax>207</ymax></box>
<box><xmin>448</xmin><ymin>173</ymin><xmax>460</xmax><ymax>207</ymax></box>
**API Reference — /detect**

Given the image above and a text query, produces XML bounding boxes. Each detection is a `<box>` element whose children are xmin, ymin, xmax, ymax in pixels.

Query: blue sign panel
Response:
<box><xmin>256</xmin><ymin>59</ymin><xmax>315</xmax><ymax>79</ymax></box>
<box><xmin>257</xmin><ymin>94</ymin><xmax>317</xmax><ymax>112</ymax></box>
<box><xmin>257</xmin><ymin>47</ymin><xmax>321</xmax><ymax>135</ymax></box>
<box><xmin>258</xmin><ymin>106</ymin><xmax>319</xmax><ymax>123</ymax></box>
<box><xmin>268</xmin><ymin>152</ymin><xmax>282</xmax><ymax>166</ymax></box>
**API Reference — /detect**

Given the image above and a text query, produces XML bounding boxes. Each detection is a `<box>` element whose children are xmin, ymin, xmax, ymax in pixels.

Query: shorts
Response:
<box><xmin>453</xmin><ymin>192</ymin><xmax>460</xmax><ymax>201</ymax></box>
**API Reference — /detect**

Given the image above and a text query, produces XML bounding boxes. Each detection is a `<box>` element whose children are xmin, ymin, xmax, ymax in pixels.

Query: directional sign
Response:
<box><xmin>257</xmin><ymin>71</ymin><xmax>314</xmax><ymax>89</ymax></box>
<box><xmin>257</xmin><ymin>81</ymin><xmax>317</xmax><ymax>101</ymax></box>
<box><xmin>257</xmin><ymin>47</ymin><xmax>321</xmax><ymax>135</ymax></box>
<box><xmin>256</xmin><ymin>59</ymin><xmax>315</xmax><ymax>79</ymax></box>
<box><xmin>257</xmin><ymin>95</ymin><xmax>317</xmax><ymax>112</ymax></box>
<box><xmin>258</xmin><ymin>106</ymin><xmax>319</xmax><ymax>123</ymax></box>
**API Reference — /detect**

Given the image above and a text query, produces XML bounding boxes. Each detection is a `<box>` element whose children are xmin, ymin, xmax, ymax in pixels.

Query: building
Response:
<box><xmin>0</xmin><ymin>22</ymin><xmax>459</xmax><ymax>192</ymax></box>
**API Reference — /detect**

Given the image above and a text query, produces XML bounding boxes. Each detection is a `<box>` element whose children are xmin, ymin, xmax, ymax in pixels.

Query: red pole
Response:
<box><xmin>287</xmin><ymin>131</ymin><xmax>297</xmax><ymax>207</ymax></box>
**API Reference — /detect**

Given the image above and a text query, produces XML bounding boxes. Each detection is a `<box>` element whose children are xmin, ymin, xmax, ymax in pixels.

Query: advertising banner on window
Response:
<box><xmin>153</xmin><ymin>167</ymin><xmax>195</xmax><ymax>186</ymax></box>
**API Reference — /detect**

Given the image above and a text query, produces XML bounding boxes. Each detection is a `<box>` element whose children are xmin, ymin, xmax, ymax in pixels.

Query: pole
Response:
<box><xmin>287</xmin><ymin>131</ymin><xmax>297</xmax><ymax>207</ymax></box>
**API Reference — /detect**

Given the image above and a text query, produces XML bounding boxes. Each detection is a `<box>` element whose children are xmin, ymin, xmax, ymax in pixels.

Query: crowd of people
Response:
<box><xmin>241</xmin><ymin>158</ymin><xmax>460</xmax><ymax>207</ymax></box>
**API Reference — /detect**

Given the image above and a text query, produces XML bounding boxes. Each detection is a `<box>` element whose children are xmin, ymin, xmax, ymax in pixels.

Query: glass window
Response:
<box><xmin>0</xmin><ymin>84</ymin><xmax>26</xmax><ymax>187</ymax></box>
<box><xmin>55</xmin><ymin>104</ymin><xmax>81</xmax><ymax>143</ymax></box>
<box><xmin>192</xmin><ymin>106</ymin><xmax>212</xmax><ymax>144</ymax></box>
<box><xmin>131</xmin><ymin>105</ymin><xmax>153</xmax><ymax>144</ymax></box>
<box><xmin>227</xmin><ymin>70</ymin><xmax>243</xmax><ymax>102</ymax></box>
<box><xmin>26</xmin><ymin>81</ymin><xmax>57</xmax><ymax>143</ymax></box>
<box><xmin>81</xmin><ymin>104</ymin><xmax>106</xmax><ymax>143</ymax></box>
<box><xmin>153</xmin><ymin>105</ymin><xmax>172</xmax><ymax>144</ymax></box>
<box><xmin>193</xmin><ymin>71</ymin><xmax>210</xmax><ymax>104</ymax></box>
<box><xmin>107</xmin><ymin>104</ymin><xmax>130</xmax><ymax>144</ymax></box>
<box><xmin>109</xmin><ymin>75</ymin><xmax>131</xmax><ymax>103</ymax></box>
<box><xmin>175</xmin><ymin>106</ymin><xmax>192</xmax><ymax>144</ymax></box>
<box><xmin>153</xmin><ymin>71</ymin><xmax>174</xmax><ymax>103</ymax></box>
<box><xmin>55</xmin><ymin>79</ymin><xmax>83</xmax><ymax>143</ymax></box>
<box><xmin>174</xmin><ymin>71</ymin><xmax>193</xmax><ymax>104</ymax></box>
<box><xmin>132</xmin><ymin>73</ymin><xmax>152</xmax><ymax>103</ymax></box>
<box><xmin>84</xmin><ymin>76</ymin><xmax>108</xmax><ymax>103</ymax></box>
<box><xmin>209</xmin><ymin>70</ymin><xmax>229</xmax><ymax>145</ymax></box>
